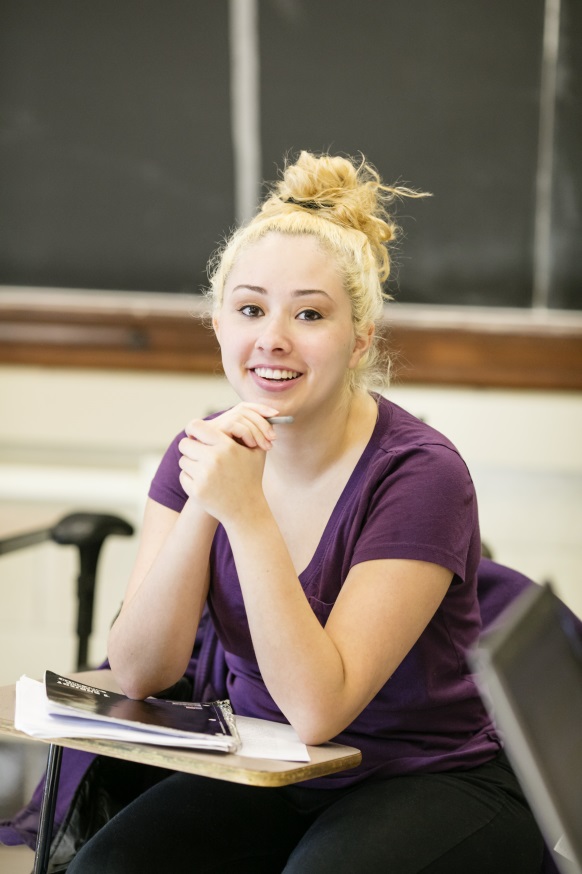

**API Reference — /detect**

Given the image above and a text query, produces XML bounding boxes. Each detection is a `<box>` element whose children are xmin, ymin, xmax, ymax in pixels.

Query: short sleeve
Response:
<box><xmin>148</xmin><ymin>431</ymin><xmax>188</xmax><ymax>513</ymax></box>
<box><xmin>350</xmin><ymin>443</ymin><xmax>478</xmax><ymax>581</ymax></box>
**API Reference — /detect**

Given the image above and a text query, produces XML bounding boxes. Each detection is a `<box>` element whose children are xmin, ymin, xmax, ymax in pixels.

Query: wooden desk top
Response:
<box><xmin>0</xmin><ymin>671</ymin><xmax>362</xmax><ymax>788</ymax></box>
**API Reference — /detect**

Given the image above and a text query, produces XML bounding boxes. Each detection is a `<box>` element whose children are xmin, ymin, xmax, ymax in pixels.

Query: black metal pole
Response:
<box><xmin>75</xmin><ymin>541</ymin><xmax>102</xmax><ymax>671</ymax></box>
<box><xmin>32</xmin><ymin>743</ymin><xmax>63</xmax><ymax>874</ymax></box>
<box><xmin>0</xmin><ymin>528</ymin><xmax>51</xmax><ymax>555</ymax></box>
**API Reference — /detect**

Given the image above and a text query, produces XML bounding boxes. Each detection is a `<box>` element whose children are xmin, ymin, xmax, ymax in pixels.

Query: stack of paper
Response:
<box><xmin>15</xmin><ymin>672</ymin><xmax>310</xmax><ymax>762</ymax></box>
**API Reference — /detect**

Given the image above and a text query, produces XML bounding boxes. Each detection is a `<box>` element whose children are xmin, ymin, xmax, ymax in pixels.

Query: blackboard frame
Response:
<box><xmin>0</xmin><ymin>288</ymin><xmax>580</xmax><ymax>390</ymax></box>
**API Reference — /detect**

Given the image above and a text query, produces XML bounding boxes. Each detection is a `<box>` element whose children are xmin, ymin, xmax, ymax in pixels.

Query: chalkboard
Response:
<box><xmin>260</xmin><ymin>0</ymin><xmax>545</xmax><ymax>309</ymax></box>
<box><xmin>0</xmin><ymin>0</ymin><xmax>234</xmax><ymax>293</ymax></box>
<box><xmin>0</xmin><ymin>0</ymin><xmax>580</xmax><ymax>310</ymax></box>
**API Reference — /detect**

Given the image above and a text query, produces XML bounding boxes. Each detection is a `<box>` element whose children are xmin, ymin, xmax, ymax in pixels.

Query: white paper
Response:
<box><xmin>235</xmin><ymin>715</ymin><xmax>310</xmax><ymax>761</ymax></box>
<box><xmin>15</xmin><ymin>675</ymin><xmax>310</xmax><ymax>762</ymax></box>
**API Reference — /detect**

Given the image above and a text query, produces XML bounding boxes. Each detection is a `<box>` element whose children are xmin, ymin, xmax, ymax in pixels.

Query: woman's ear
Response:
<box><xmin>212</xmin><ymin>313</ymin><xmax>221</xmax><ymax>345</ymax></box>
<box><xmin>349</xmin><ymin>323</ymin><xmax>375</xmax><ymax>369</ymax></box>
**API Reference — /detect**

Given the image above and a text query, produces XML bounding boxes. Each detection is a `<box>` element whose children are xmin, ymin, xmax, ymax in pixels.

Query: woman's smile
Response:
<box><xmin>253</xmin><ymin>367</ymin><xmax>301</xmax><ymax>381</ymax></box>
<box><xmin>249</xmin><ymin>366</ymin><xmax>304</xmax><ymax>392</ymax></box>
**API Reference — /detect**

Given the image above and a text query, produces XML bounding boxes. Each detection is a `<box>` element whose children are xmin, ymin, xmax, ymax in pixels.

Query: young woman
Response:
<box><xmin>69</xmin><ymin>151</ymin><xmax>544</xmax><ymax>873</ymax></box>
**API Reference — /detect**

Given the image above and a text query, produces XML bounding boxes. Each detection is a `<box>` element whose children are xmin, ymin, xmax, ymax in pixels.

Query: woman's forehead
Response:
<box><xmin>226</xmin><ymin>232</ymin><xmax>343</xmax><ymax>287</ymax></box>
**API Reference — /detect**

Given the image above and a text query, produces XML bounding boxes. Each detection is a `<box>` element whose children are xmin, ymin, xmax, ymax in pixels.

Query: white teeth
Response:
<box><xmin>254</xmin><ymin>367</ymin><xmax>300</xmax><ymax>380</ymax></box>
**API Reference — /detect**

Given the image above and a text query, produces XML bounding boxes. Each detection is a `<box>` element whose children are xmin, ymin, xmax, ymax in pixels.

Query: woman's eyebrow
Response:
<box><xmin>231</xmin><ymin>284</ymin><xmax>266</xmax><ymax>294</ymax></box>
<box><xmin>293</xmin><ymin>288</ymin><xmax>332</xmax><ymax>300</ymax></box>
<box><xmin>231</xmin><ymin>284</ymin><xmax>331</xmax><ymax>299</ymax></box>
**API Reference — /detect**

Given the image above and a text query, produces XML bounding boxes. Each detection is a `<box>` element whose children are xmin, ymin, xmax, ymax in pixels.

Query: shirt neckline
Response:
<box><xmin>298</xmin><ymin>395</ymin><xmax>390</xmax><ymax>585</ymax></box>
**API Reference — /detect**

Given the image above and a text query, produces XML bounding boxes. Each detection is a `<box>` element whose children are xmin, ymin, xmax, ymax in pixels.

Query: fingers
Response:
<box><xmin>177</xmin><ymin>428</ymin><xmax>219</xmax><ymax>494</ymax></box>
<box><xmin>227</xmin><ymin>417</ymin><xmax>274</xmax><ymax>450</ymax></box>
<box><xmin>185</xmin><ymin>403</ymin><xmax>280</xmax><ymax>451</ymax></box>
<box><xmin>177</xmin><ymin>419</ymin><xmax>268</xmax><ymax>521</ymax></box>
<box><xmin>233</xmin><ymin>403</ymin><xmax>280</xmax><ymax>420</ymax></box>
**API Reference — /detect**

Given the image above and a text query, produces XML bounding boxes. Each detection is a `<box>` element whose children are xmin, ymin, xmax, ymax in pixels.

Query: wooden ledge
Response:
<box><xmin>0</xmin><ymin>289</ymin><xmax>581</xmax><ymax>390</ymax></box>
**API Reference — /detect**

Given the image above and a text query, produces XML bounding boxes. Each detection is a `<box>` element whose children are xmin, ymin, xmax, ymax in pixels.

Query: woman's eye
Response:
<box><xmin>297</xmin><ymin>309</ymin><xmax>322</xmax><ymax>321</ymax></box>
<box><xmin>239</xmin><ymin>304</ymin><xmax>263</xmax><ymax>317</ymax></box>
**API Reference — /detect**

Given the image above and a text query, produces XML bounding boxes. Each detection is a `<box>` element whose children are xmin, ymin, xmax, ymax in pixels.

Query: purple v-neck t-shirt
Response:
<box><xmin>149</xmin><ymin>396</ymin><xmax>500</xmax><ymax>786</ymax></box>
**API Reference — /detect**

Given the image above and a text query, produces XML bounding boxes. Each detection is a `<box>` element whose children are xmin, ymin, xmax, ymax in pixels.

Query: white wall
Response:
<box><xmin>0</xmin><ymin>365</ymin><xmax>580</xmax><ymax>687</ymax></box>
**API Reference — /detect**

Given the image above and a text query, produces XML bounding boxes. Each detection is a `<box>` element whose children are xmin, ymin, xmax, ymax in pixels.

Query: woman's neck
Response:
<box><xmin>265</xmin><ymin>390</ymin><xmax>378</xmax><ymax>484</ymax></box>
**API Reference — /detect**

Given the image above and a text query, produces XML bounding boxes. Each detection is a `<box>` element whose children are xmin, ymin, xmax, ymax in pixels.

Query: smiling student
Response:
<box><xmin>69</xmin><ymin>151</ymin><xmax>544</xmax><ymax>873</ymax></box>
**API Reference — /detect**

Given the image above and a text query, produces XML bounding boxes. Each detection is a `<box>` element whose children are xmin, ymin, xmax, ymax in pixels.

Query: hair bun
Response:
<box><xmin>262</xmin><ymin>151</ymin><xmax>428</xmax><ymax>282</ymax></box>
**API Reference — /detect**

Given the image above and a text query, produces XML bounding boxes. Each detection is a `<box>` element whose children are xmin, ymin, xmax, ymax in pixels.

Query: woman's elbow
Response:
<box><xmin>291</xmin><ymin>709</ymin><xmax>345</xmax><ymax>747</ymax></box>
<box><xmin>107</xmin><ymin>641</ymin><xmax>167</xmax><ymax>700</ymax></box>
<box><xmin>107</xmin><ymin>656</ymin><xmax>150</xmax><ymax>700</ymax></box>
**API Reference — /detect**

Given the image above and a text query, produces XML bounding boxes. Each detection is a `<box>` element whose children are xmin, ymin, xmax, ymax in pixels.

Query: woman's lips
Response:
<box><xmin>249</xmin><ymin>366</ymin><xmax>303</xmax><ymax>391</ymax></box>
<box><xmin>253</xmin><ymin>367</ymin><xmax>301</xmax><ymax>380</ymax></box>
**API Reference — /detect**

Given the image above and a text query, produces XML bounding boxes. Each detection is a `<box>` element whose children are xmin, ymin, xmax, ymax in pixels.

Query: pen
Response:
<box><xmin>266</xmin><ymin>416</ymin><xmax>294</xmax><ymax>424</ymax></box>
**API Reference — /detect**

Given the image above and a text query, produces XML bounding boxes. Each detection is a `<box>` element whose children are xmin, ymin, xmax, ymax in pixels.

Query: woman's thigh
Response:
<box><xmin>66</xmin><ymin>771</ymin><xmax>308</xmax><ymax>874</ymax></box>
<box><xmin>67</xmin><ymin>752</ymin><xmax>544</xmax><ymax>874</ymax></box>
<box><xmin>284</xmin><ymin>753</ymin><xmax>545</xmax><ymax>874</ymax></box>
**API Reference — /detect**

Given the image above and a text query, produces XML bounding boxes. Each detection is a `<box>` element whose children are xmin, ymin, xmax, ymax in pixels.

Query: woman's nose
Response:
<box><xmin>254</xmin><ymin>315</ymin><xmax>292</xmax><ymax>353</ymax></box>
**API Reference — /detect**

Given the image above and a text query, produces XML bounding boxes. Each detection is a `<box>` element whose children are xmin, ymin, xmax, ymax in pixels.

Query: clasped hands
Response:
<box><xmin>178</xmin><ymin>403</ymin><xmax>280</xmax><ymax>523</ymax></box>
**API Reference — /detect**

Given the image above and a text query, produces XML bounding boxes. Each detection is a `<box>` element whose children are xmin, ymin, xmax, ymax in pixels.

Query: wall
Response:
<box><xmin>0</xmin><ymin>365</ymin><xmax>580</xmax><ymax>687</ymax></box>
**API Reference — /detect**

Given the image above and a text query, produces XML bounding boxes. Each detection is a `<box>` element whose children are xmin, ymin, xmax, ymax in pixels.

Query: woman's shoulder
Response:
<box><xmin>148</xmin><ymin>429</ymin><xmax>188</xmax><ymax>512</ymax></box>
<box><xmin>374</xmin><ymin>395</ymin><xmax>462</xmax><ymax>459</ymax></box>
<box><xmin>360</xmin><ymin>396</ymin><xmax>476</xmax><ymax>506</ymax></box>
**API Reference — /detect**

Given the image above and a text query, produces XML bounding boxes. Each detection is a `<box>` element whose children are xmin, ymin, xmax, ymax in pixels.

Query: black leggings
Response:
<box><xmin>67</xmin><ymin>751</ymin><xmax>544</xmax><ymax>874</ymax></box>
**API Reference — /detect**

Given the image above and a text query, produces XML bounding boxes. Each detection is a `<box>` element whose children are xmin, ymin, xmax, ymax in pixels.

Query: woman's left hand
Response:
<box><xmin>178</xmin><ymin>417</ymin><xmax>269</xmax><ymax>523</ymax></box>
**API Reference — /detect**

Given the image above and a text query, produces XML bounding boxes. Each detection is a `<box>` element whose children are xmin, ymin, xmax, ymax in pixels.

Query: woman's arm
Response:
<box><xmin>107</xmin><ymin>496</ymin><xmax>217</xmax><ymax>699</ymax></box>
<box><xmin>227</xmin><ymin>508</ymin><xmax>452</xmax><ymax>745</ymax></box>
<box><xmin>107</xmin><ymin>402</ymin><xmax>279</xmax><ymax>700</ymax></box>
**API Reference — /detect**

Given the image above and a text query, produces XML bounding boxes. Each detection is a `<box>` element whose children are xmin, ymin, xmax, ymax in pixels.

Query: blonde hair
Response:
<box><xmin>207</xmin><ymin>151</ymin><xmax>428</xmax><ymax>391</ymax></box>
